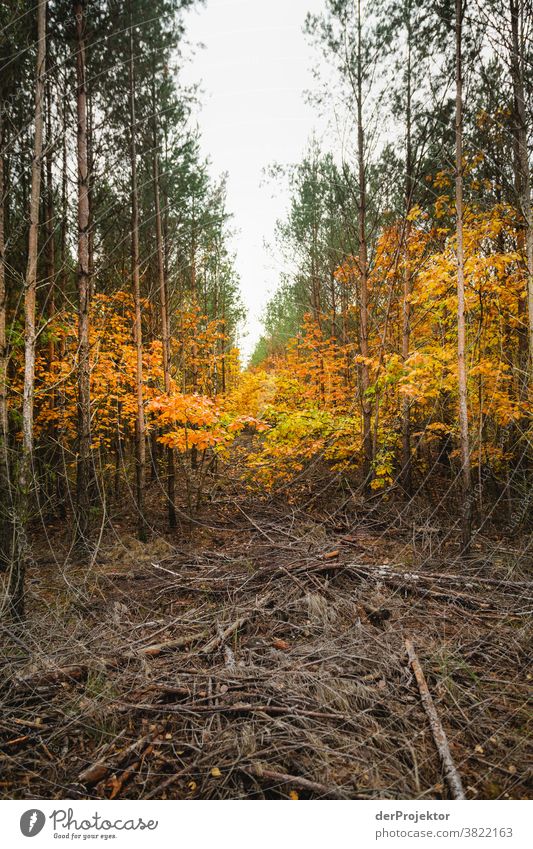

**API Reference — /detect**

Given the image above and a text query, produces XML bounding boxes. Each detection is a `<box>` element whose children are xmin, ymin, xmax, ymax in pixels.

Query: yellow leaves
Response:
<box><xmin>426</xmin><ymin>422</ymin><xmax>451</xmax><ymax>434</ymax></box>
<box><xmin>433</xmin><ymin>170</ymin><xmax>452</xmax><ymax>189</ymax></box>
<box><xmin>406</xmin><ymin>204</ymin><xmax>423</xmax><ymax>222</ymax></box>
<box><xmin>210</xmin><ymin>767</ymin><xmax>222</xmax><ymax>778</ymax></box>
<box><xmin>354</xmin><ymin>354</ymin><xmax>374</xmax><ymax>367</ymax></box>
<box><xmin>289</xmin><ymin>790</ymin><xmax>299</xmax><ymax>800</ymax></box>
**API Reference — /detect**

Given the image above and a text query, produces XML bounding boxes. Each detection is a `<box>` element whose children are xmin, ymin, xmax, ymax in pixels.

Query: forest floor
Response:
<box><xmin>1</xmin><ymin>469</ymin><xmax>532</xmax><ymax>800</ymax></box>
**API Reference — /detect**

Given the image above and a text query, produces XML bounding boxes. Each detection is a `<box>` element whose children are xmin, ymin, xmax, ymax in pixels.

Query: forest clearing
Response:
<box><xmin>1</xmin><ymin>0</ymin><xmax>532</xmax><ymax>805</ymax></box>
<box><xmin>2</xmin><ymin>470</ymin><xmax>532</xmax><ymax>800</ymax></box>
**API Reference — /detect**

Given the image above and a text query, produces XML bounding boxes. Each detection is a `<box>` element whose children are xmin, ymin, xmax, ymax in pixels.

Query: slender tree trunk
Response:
<box><xmin>356</xmin><ymin>0</ymin><xmax>372</xmax><ymax>490</ymax></box>
<box><xmin>401</xmin><ymin>0</ymin><xmax>413</xmax><ymax>496</ymax></box>
<box><xmin>455</xmin><ymin>0</ymin><xmax>473</xmax><ymax>555</ymax></box>
<box><xmin>221</xmin><ymin>302</ymin><xmax>226</xmax><ymax>393</ymax></box>
<box><xmin>509</xmin><ymin>0</ymin><xmax>533</xmax><ymax>390</ymax></box>
<box><xmin>0</xmin><ymin>109</ymin><xmax>11</xmax><ymax>573</ymax></box>
<box><xmin>75</xmin><ymin>0</ymin><xmax>92</xmax><ymax>549</ymax></box>
<box><xmin>152</xmin><ymin>82</ymin><xmax>176</xmax><ymax>528</ymax></box>
<box><xmin>45</xmin><ymin>79</ymin><xmax>55</xmax><ymax>395</ymax></box>
<box><xmin>56</xmin><ymin>82</ymin><xmax>68</xmax><ymax>520</ymax></box>
<box><xmin>9</xmin><ymin>0</ymin><xmax>46</xmax><ymax>616</ymax></box>
<box><xmin>190</xmin><ymin>199</ymin><xmax>199</xmax><ymax>469</ymax></box>
<box><xmin>87</xmin><ymin>86</ymin><xmax>95</xmax><ymax>297</ymax></box>
<box><xmin>129</xmin><ymin>16</ymin><xmax>147</xmax><ymax>542</ymax></box>
<box><xmin>44</xmin><ymin>77</ymin><xmax>58</xmax><ymax>512</ymax></box>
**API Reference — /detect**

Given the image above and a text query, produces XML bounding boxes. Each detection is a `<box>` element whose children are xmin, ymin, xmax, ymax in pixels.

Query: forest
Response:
<box><xmin>0</xmin><ymin>0</ymin><xmax>531</xmax><ymax>802</ymax></box>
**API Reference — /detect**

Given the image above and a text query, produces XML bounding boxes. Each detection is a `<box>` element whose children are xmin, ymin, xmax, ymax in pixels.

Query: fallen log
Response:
<box><xmin>405</xmin><ymin>638</ymin><xmax>465</xmax><ymax>800</ymax></box>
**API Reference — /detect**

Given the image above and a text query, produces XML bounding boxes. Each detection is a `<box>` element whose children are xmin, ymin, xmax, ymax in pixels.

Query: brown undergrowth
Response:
<box><xmin>1</xmin><ymin>487</ymin><xmax>531</xmax><ymax>800</ymax></box>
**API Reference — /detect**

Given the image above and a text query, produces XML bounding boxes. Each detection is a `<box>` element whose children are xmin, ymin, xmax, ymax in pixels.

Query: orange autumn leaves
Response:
<box><xmin>15</xmin><ymin>194</ymin><xmax>532</xmax><ymax>499</ymax></box>
<box><xmin>28</xmin><ymin>292</ymin><xmax>256</xmax><ymax>458</ymax></box>
<box><xmin>232</xmin><ymin>199</ymin><xmax>531</xmax><ymax>492</ymax></box>
<box><xmin>147</xmin><ymin>392</ymin><xmax>268</xmax><ymax>454</ymax></box>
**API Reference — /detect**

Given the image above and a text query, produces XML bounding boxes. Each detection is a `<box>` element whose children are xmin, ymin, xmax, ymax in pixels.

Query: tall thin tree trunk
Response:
<box><xmin>75</xmin><ymin>0</ymin><xmax>92</xmax><ymax>549</ymax></box>
<box><xmin>0</xmin><ymin>109</ymin><xmax>11</xmax><ymax>573</ymax></box>
<box><xmin>356</xmin><ymin>0</ymin><xmax>372</xmax><ymax>490</ymax></box>
<box><xmin>88</xmin><ymin>85</ymin><xmax>95</xmax><ymax>296</ymax></box>
<box><xmin>44</xmin><ymin>76</ymin><xmax>58</xmax><ymax>512</ymax></box>
<box><xmin>509</xmin><ymin>0</ymin><xmax>533</xmax><ymax>390</ymax></box>
<box><xmin>221</xmin><ymin>299</ymin><xmax>226</xmax><ymax>393</ymax></box>
<box><xmin>45</xmin><ymin>79</ymin><xmax>55</xmax><ymax>393</ymax></box>
<box><xmin>129</xmin><ymin>15</ymin><xmax>147</xmax><ymax>542</ymax></box>
<box><xmin>190</xmin><ymin>198</ymin><xmax>199</xmax><ymax>469</ymax></box>
<box><xmin>455</xmin><ymin>0</ymin><xmax>473</xmax><ymax>555</ymax></box>
<box><xmin>56</xmin><ymin>82</ymin><xmax>68</xmax><ymax>520</ymax></box>
<box><xmin>9</xmin><ymin>0</ymin><xmax>46</xmax><ymax>616</ymax></box>
<box><xmin>152</xmin><ymin>81</ymin><xmax>176</xmax><ymax>529</ymax></box>
<box><xmin>401</xmin><ymin>0</ymin><xmax>413</xmax><ymax>496</ymax></box>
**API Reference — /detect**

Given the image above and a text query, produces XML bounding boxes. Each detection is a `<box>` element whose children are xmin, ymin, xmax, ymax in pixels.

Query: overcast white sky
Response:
<box><xmin>182</xmin><ymin>0</ymin><xmax>327</xmax><ymax>359</ymax></box>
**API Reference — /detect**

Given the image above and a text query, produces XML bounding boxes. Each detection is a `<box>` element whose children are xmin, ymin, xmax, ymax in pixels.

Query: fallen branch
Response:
<box><xmin>242</xmin><ymin>763</ymin><xmax>348</xmax><ymax>799</ymax></box>
<box><xmin>107</xmin><ymin>743</ymin><xmax>154</xmax><ymax>799</ymax></box>
<box><xmin>144</xmin><ymin>765</ymin><xmax>191</xmax><ymax>800</ymax></box>
<box><xmin>405</xmin><ymin>638</ymin><xmax>465</xmax><ymax>800</ymax></box>
<box><xmin>16</xmin><ymin>665</ymin><xmax>88</xmax><ymax>690</ymax></box>
<box><xmin>352</xmin><ymin>566</ymin><xmax>494</xmax><ymax>609</ymax></box>
<box><xmin>117</xmin><ymin>700</ymin><xmax>367</xmax><ymax>724</ymax></box>
<box><xmin>135</xmin><ymin>630</ymin><xmax>209</xmax><ymax>658</ymax></box>
<box><xmin>201</xmin><ymin>618</ymin><xmax>247</xmax><ymax>656</ymax></box>
<box><xmin>78</xmin><ymin>731</ymin><xmax>154</xmax><ymax>786</ymax></box>
<box><xmin>4</xmin><ymin>735</ymin><xmax>30</xmax><ymax>747</ymax></box>
<box><xmin>11</xmin><ymin>717</ymin><xmax>47</xmax><ymax>729</ymax></box>
<box><xmin>217</xmin><ymin>623</ymin><xmax>237</xmax><ymax>670</ymax></box>
<box><xmin>352</xmin><ymin>564</ymin><xmax>532</xmax><ymax>597</ymax></box>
